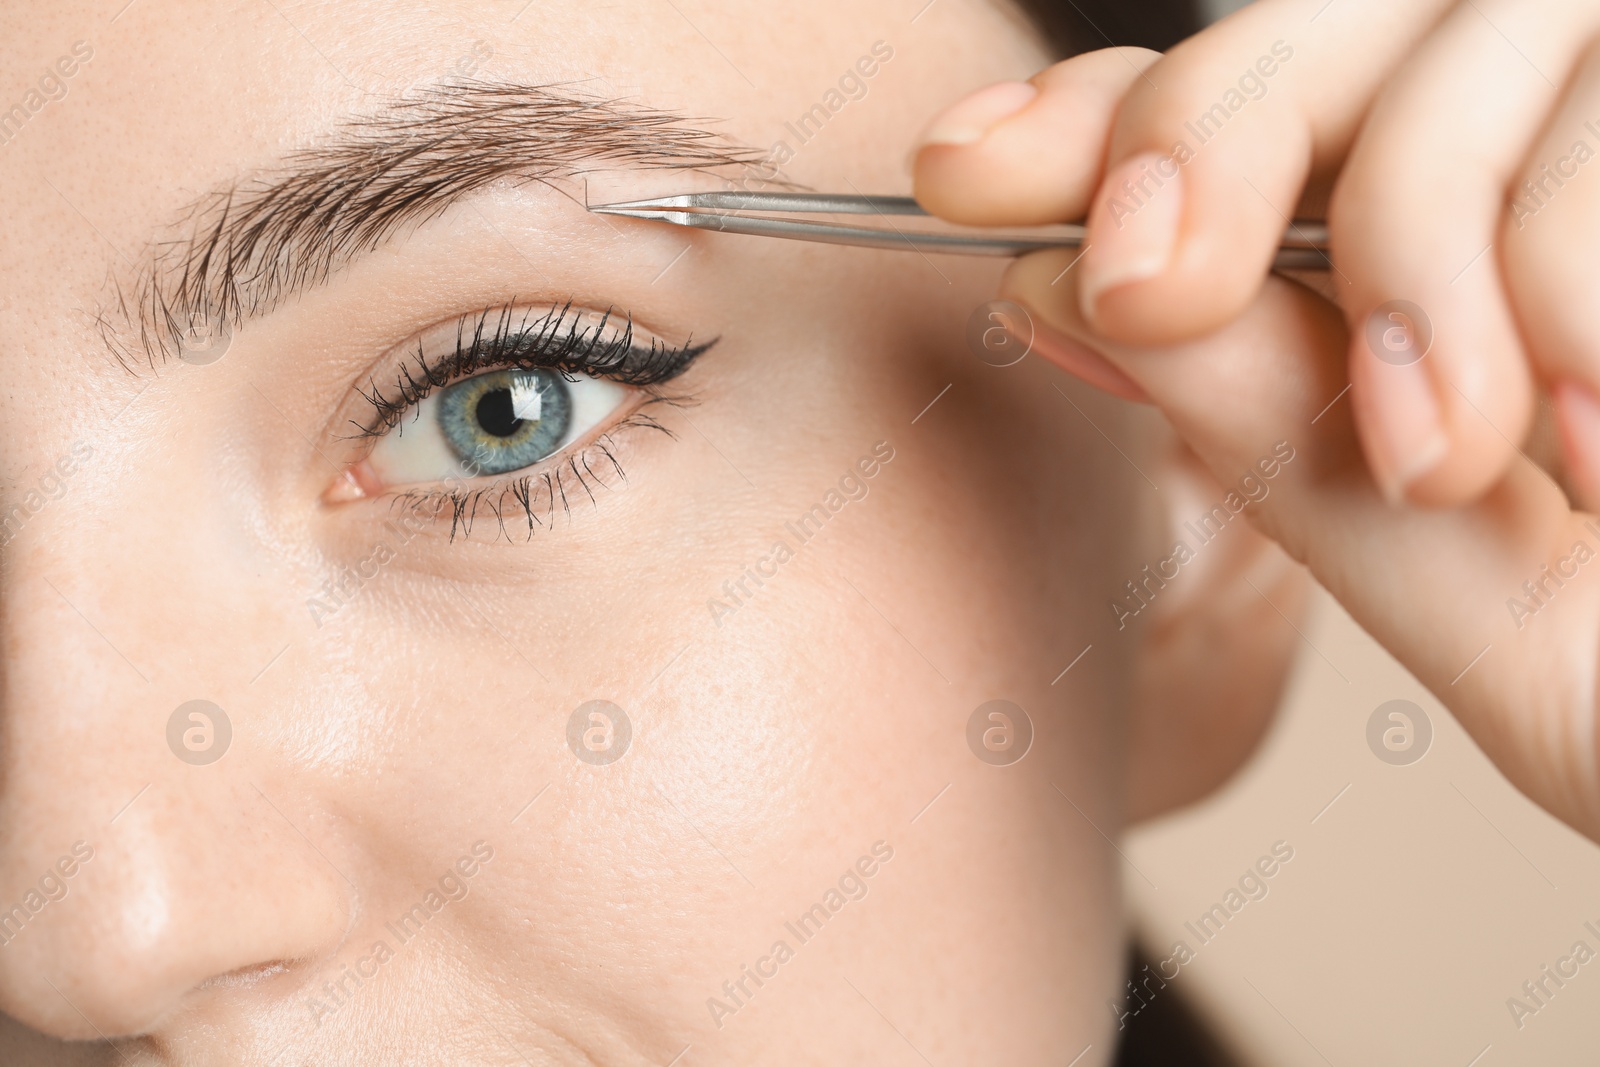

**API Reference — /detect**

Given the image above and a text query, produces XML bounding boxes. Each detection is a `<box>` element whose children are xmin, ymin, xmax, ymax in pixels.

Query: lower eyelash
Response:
<box><xmin>383</xmin><ymin>402</ymin><xmax>684</xmax><ymax>543</ymax></box>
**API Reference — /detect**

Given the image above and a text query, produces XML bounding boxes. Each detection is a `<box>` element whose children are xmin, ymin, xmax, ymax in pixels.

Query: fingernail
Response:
<box><xmin>1360</xmin><ymin>337</ymin><xmax>1447</xmax><ymax>505</ymax></box>
<box><xmin>1008</xmin><ymin>299</ymin><xmax>1150</xmax><ymax>403</ymax></box>
<box><xmin>1079</xmin><ymin>152</ymin><xmax>1183</xmax><ymax>326</ymax></box>
<box><xmin>1555</xmin><ymin>379</ymin><xmax>1600</xmax><ymax>507</ymax></box>
<box><xmin>913</xmin><ymin>81</ymin><xmax>1038</xmax><ymax>150</ymax></box>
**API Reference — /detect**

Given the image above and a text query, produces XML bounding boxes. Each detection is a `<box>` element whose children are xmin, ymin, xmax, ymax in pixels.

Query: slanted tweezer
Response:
<box><xmin>589</xmin><ymin>190</ymin><xmax>1332</xmax><ymax>270</ymax></box>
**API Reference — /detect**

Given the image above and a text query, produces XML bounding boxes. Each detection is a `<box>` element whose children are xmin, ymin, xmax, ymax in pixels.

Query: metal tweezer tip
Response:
<box><xmin>588</xmin><ymin>195</ymin><xmax>696</xmax><ymax>213</ymax></box>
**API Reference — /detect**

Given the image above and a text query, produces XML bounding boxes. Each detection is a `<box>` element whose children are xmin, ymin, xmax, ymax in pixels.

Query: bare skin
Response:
<box><xmin>0</xmin><ymin>2</ymin><xmax>1302</xmax><ymax>1064</ymax></box>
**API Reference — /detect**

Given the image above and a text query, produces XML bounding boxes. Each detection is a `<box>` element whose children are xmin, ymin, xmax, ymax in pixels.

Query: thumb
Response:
<box><xmin>910</xmin><ymin>48</ymin><xmax>1161</xmax><ymax>227</ymax></box>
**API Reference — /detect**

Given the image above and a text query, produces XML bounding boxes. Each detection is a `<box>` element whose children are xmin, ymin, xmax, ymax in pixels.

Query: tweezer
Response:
<box><xmin>589</xmin><ymin>191</ymin><xmax>1331</xmax><ymax>271</ymax></box>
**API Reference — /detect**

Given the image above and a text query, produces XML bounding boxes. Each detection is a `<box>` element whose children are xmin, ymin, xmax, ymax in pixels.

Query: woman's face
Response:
<box><xmin>0</xmin><ymin>2</ymin><xmax>1153</xmax><ymax>1063</ymax></box>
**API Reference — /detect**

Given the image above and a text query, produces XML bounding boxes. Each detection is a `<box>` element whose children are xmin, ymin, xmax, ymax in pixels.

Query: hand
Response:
<box><xmin>910</xmin><ymin>1</ymin><xmax>1600</xmax><ymax>841</ymax></box>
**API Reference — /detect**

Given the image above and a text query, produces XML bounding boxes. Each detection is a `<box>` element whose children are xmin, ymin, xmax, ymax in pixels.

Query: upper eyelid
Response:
<box><xmin>344</xmin><ymin>301</ymin><xmax>714</xmax><ymax>441</ymax></box>
<box><xmin>105</xmin><ymin>82</ymin><xmax>763</xmax><ymax>370</ymax></box>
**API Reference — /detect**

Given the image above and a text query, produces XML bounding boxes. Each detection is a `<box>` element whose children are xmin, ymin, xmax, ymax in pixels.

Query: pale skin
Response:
<box><xmin>914</xmin><ymin>0</ymin><xmax>1600</xmax><ymax>844</ymax></box>
<box><xmin>0</xmin><ymin>2</ymin><xmax>1306</xmax><ymax>1065</ymax></box>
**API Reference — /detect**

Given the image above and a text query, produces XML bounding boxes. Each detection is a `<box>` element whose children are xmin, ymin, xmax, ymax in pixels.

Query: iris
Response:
<box><xmin>436</xmin><ymin>368</ymin><xmax>571</xmax><ymax>475</ymax></box>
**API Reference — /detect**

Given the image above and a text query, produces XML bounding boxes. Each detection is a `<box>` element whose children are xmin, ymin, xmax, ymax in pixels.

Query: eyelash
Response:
<box><xmin>352</xmin><ymin>301</ymin><xmax>708</xmax><ymax>438</ymax></box>
<box><xmin>351</xmin><ymin>301</ymin><xmax>710</xmax><ymax>542</ymax></box>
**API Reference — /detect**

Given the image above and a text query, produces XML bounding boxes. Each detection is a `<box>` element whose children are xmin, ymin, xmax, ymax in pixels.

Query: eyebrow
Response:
<box><xmin>103</xmin><ymin>82</ymin><xmax>764</xmax><ymax>367</ymax></box>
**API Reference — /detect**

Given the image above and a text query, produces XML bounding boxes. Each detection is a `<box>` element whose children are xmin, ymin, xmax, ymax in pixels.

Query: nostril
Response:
<box><xmin>196</xmin><ymin>959</ymin><xmax>295</xmax><ymax>991</ymax></box>
<box><xmin>0</xmin><ymin>801</ymin><xmax>350</xmax><ymax>1041</ymax></box>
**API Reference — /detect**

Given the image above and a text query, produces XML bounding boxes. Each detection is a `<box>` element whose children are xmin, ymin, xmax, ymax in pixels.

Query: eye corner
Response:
<box><xmin>320</xmin><ymin>461</ymin><xmax>384</xmax><ymax>506</ymax></box>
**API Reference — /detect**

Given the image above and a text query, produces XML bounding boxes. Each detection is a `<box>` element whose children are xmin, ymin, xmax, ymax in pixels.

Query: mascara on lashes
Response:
<box><xmin>352</xmin><ymin>301</ymin><xmax>714</xmax><ymax>440</ymax></box>
<box><xmin>330</xmin><ymin>301</ymin><xmax>711</xmax><ymax>541</ymax></box>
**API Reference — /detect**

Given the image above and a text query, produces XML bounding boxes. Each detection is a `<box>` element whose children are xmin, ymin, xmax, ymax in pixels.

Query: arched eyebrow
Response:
<box><xmin>102</xmin><ymin>81</ymin><xmax>764</xmax><ymax>368</ymax></box>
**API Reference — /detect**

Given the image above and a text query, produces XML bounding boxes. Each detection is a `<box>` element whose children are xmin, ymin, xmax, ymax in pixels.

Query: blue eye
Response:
<box><xmin>364</xmin><ymin>365</ymin><xmax>629</xmax><ymax>489</ymax></box>
<box><xmin>436</xmin><ymin>368</ymin><xmax>571</xmax><ymax>476</ymax></box>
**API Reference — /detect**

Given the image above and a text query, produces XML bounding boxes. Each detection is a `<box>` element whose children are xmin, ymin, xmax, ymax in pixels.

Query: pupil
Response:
<box><xmin>475</xmin><ymin>389</ymin><xmax>522</xmax><ymax>438</ymax></box>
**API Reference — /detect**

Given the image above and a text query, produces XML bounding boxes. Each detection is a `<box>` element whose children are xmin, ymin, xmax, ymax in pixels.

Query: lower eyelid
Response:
<box><xmin>385</xmin><ymin>403</ymin><xmax>682</xmax><ymax>544</ymax></box>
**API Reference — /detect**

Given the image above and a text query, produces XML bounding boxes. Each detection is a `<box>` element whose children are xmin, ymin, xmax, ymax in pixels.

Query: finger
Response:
<box><xmin>1077</xmin><ymin>0</ymin><xmax>1452</xmax><ymax>345</ymax></box>
<box><xmin>1129</xmin><ymin>433</ymin><xmax>1309</xmax><ymax>823</ymax></box>
<box><xmin>910</xmin><ymin>48</ymin><xmax>1160</xmax><ymax>226</ymax></box>
<box><xmin>1333</xmin><ymin>0</ymin><xmax>1600</xmax><ymax>506</ymax></box>
<box><xmin>911</xmin><ymin>49</ymin><xmax>1164</xmax><ymax>399</ymax></box>
<box><xmin>1003</xmin><ymin>249</ymin><xmax>1600</xmax><ymax>839</ymax></box>
<box><xmin>1500</xmin><ymin>36</ymin><xmax>1600</xmax><ymax>511</ymax></box>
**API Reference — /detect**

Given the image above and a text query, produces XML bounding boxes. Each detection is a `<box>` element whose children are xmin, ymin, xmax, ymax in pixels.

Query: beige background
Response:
<box><xmin>1127</xmin><ymin>584</ymin><xmax>1600</xmax><ymax>1066</ymax></box>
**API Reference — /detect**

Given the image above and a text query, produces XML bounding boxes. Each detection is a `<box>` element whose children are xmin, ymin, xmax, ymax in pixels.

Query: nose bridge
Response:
<box><xmin>0</xmin><ymin>495</ymin><xmax>169</xmax><ymax>866</ymax></box>
<box><xmin>0</xmin><ymin>446</ymin><xmax>350</xmax><ymax>1039</ymax></box>
<box><xmin>0</xmin><ymin>448</ymin><xmax>229</xmax><ymax>830</ymax></box>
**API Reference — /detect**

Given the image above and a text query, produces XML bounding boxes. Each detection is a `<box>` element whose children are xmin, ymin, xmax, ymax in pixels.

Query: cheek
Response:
<box><xmin>267</xmin><ymin>236</ymin><xmax>1137</xmax><ymax>1053</ymax></box>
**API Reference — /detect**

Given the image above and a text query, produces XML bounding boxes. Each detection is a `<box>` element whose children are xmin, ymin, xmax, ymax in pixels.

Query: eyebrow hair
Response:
<box><xmin>103</xmin><ymin>82</ymin><xmax>764</xmax><ymax>367</ymax></box>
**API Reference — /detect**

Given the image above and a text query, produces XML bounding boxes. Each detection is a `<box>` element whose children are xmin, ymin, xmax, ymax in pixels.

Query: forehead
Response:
<box><xmin>0</xmin><ymin>1</ymin><xmax>1047</xmax><ymax>410</ymax></box>
<box><xmin>0</xmin><ymin>1</ymin><xmax>1045</xmax><ymax>270</ymax></box>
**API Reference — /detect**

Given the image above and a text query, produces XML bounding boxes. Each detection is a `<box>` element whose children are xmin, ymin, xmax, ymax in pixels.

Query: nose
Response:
<box><xmin>0</xmin><ymin>479</ymin><xmax>350</xmax><ymax>1038</ymax></box>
